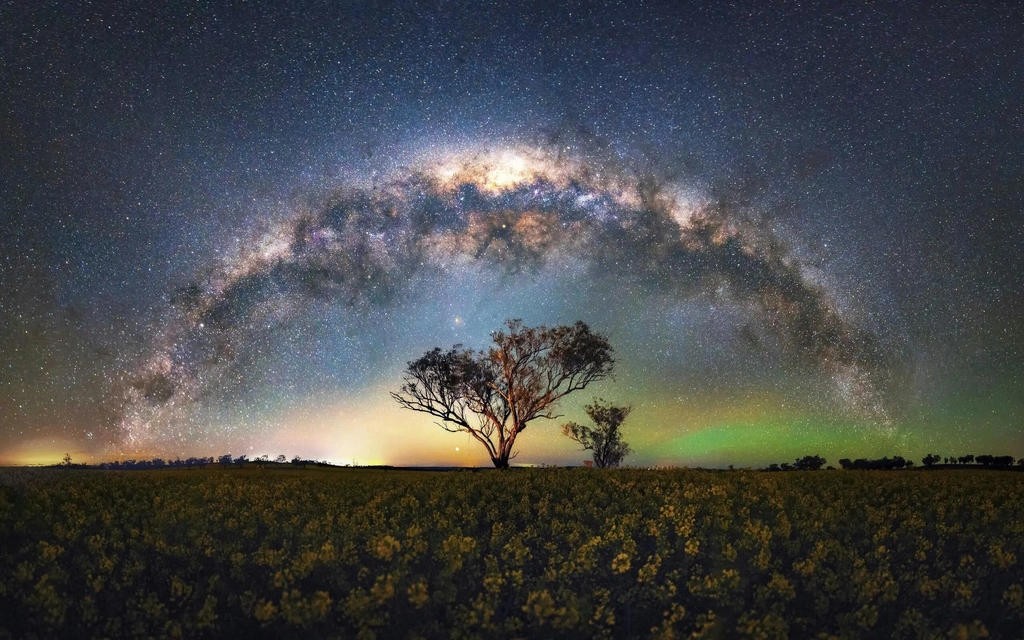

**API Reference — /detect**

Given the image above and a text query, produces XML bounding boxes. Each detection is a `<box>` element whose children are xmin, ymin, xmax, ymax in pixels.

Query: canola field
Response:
<box><xmin>1</xmin><ymin>467</ymin><xmax>1023</xmax><ymax>639</ymax></box>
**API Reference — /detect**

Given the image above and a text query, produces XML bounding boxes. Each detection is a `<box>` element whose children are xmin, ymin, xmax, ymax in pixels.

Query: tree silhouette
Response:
<box><xmin>977</xmin><ymin>454</ymin><xmax>1015</xmax><ymax>467</ymax></box>
<box><xmin>392</xmin><ymin>319</ymin><xmax>614</xmax><ymax>469</ymax></box>
<box><xmin>837</xmin><ymin>456</ymin><xmax>913</xmax><ymax>470</ymax></box>
<box><xmin>793</xmin><ymin>455</ymin><xmax>827</xmax><ymax>470</ymax></box>
<box><xmin>562</xmin><ymin>399</ymin><xmax>632</xmax><ymax>468</ymax></box>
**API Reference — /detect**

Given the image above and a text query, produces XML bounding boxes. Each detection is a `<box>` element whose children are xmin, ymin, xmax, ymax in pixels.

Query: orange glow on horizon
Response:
<box><xmin>0</xmin><ymin>438</ymin><xmax>94</xmax><ymax>466</ymax></box>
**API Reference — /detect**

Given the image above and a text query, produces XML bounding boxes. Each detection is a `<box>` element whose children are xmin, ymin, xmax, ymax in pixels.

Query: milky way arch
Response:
<box><xmin>115</xmin><ymin>147</ymin><xmax>899</xmax><ymax>449</ymax></box>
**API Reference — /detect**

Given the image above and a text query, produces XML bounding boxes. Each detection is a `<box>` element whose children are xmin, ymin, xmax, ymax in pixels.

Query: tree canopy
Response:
<box><xmin>391</xmin><ymin>319</ymin><xmax>615</xmax><ymax>468</ymax></box>
<box><xmin>561</xmin><ymin>399</ymin><xmax>632</xmax><ymax>468</ymax></box>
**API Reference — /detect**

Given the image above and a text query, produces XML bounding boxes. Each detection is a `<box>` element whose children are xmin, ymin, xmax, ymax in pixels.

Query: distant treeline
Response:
<box><xmin>77</xmin><ymin>454</ymin><xmax>342</xmax><ymax>470</ymax></box>
<box><xmin>921</xmin><ymin>454</ymin><xmax>1018</xmax><ymax>467</ymax></box>
<box><xmin>838</xmin><ymin>456</ymin><xmax>914</xmax><ymax>470</ymax></box>
<box><xmin>56</xmin><ymin>451</ymin><xmax>1024</xmax><ymax>472</ymax></box>
<box><xmin>763</xmin><ymin>455</ymin><xmax>829</xmax><ymax>472</ymax></box>
<box><xmin>764</xmin><ymin>453</ymin><xmax>1022</xmax><ymax>471</ymax></box>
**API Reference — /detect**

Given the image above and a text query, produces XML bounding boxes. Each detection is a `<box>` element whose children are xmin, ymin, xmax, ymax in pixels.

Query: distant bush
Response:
<box><xmin>976</xmin><ymin>454</ymin><xmax>1016</xmax><ymax>467</ymax></box>
<box><xmin>763</xmin><ymin>455</ymin><xmax>826</xmax><ymax>472</ymax></box>
<box><xmin>839</xmin><ymin>456</ymin><xmax>913</xmax><ymax>470</ymax></box>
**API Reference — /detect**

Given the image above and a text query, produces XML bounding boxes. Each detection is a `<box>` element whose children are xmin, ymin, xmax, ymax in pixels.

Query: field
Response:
<box><xmin>2</xmin><ymin>467</ymin><xmax>1023</xmax><ymax>639</ymax></box>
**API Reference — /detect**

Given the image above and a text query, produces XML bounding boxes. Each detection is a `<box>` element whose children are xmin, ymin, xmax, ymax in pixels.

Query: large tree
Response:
<box><xmin>391</xmin><ymin>319</ymin><xmax>615</xmax><ymax>469</ymax></box>
<box><xmin>561</xmin><ymin>399</ymin><xmax>632</xmax><ymax>468</ymax></box>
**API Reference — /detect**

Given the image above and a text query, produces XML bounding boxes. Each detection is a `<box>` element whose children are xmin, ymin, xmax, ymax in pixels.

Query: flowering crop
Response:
<box><xmin>1</xmin><ymin>467</ymin><xmax>1022</xmax><ymax>638</ymax></box>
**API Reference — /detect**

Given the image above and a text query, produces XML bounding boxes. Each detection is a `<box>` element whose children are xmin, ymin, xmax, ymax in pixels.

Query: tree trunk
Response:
<box><xmin>491</xmin><ymin>429</ymin><xmax>519</xmax><ymax>469</ymax></box>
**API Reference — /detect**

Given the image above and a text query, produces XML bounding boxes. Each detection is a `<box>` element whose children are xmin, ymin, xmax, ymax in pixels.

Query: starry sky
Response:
<box><xmin>2</xmin><ymin>0</ymin><xmax>1022</xmax><ymax>467</ymax></box>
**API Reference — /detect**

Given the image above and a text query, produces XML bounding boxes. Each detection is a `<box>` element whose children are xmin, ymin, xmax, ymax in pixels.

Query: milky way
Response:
<box><xmin>116</xmin><ymin>147</ymin><xmax>901</xmax><ymax>451</ymax></box>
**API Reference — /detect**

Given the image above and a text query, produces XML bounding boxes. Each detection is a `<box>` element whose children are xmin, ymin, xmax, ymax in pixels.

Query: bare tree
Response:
<box><xmin>392</xmin><ymin>319</ymin><xmax>614</xmax><ymax>469</ymax></box>
<box><xmin>562</xmin><ymin>399</ymin><xmax>632</xmax><ymax>468</ymax></box>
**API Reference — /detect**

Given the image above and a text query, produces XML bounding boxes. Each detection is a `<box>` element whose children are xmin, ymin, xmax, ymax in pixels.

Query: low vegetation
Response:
<box><xmin>3</xmin><ymin>467</ymin><xmax>1023</xmax><ymax>638</ymax></box>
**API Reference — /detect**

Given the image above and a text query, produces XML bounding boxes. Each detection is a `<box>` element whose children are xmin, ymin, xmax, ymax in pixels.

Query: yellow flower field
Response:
<box><xmin>1</xmin><ymin>467</ymin><xmax>1022</xmax><ymax>639</ymax></box>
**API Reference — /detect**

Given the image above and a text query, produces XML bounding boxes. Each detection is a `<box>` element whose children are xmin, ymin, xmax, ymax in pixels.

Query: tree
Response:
<box><xmin>275</xmin><ymin>454</ymin><xmax>287</xmax><ymax>464</ymax></box>
<box><xmin>794</xmin><ymin>455</ymin><xmax>827</xmax><ymax>471</ymax></box>
<box><xmin>922</xmin><ymin>454</ymin><xmax>940</xmax><ymax>467</ymax></box>
<box><xmin>562</xmin><ymin>399</ymin><xmax>632</xmax><ymax>468</ymax></box>
<box><xmin>392</xmin><ymin>319</ymin><xmax>615</xmax><ymax>469</ymax></box>
<box><xmin>839</xmin><ymin>456</ymin><xmax>913</xmax><ymax>470</ymax></box>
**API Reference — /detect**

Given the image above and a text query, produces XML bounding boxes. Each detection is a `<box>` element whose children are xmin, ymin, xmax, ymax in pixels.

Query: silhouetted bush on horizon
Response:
<box><xmin>763</xmin><ymin>455</ymin><xmax>827</xmax><ymax>472</ymax></box>
<box><xmin>766</xmin><ymin>453</ymin><xmax>1022</xmax><ymax>472</ymax></box>
<box><xmin>838</xmin><ymin>456</ymin><xmax>913</xmax><ymax>470</ymax></box>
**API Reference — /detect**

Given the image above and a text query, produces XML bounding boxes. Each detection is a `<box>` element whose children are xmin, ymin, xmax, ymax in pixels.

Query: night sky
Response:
<box><xmin>2</xmin><ymin>1</ymin><xmax>1022</xmax><ymax>467</ymax></box>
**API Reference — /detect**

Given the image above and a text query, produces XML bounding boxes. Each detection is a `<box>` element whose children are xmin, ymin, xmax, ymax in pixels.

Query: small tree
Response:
<box><xmin>562</xmin><ymin>399</ymin><xmax>632</xmax><ymax>468</ymax></box>
<box><xmin>392</xmin><ymin>319</ymin><xmax>614</xmax><ymax>469</ymax></box>
<box><xmin>922</xmin><ymin>454</ymin><xmax>940</xmax><ymax>467</ymax></box>
<box><xmin>794</xmin><ymin>455</ymin><xmax>826</xmax><ymax>471</ymax></box>
<box><xmin>62</xmin><ymin>453</ymin><xmax>73</xmax><ymax>467</ymax></box>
